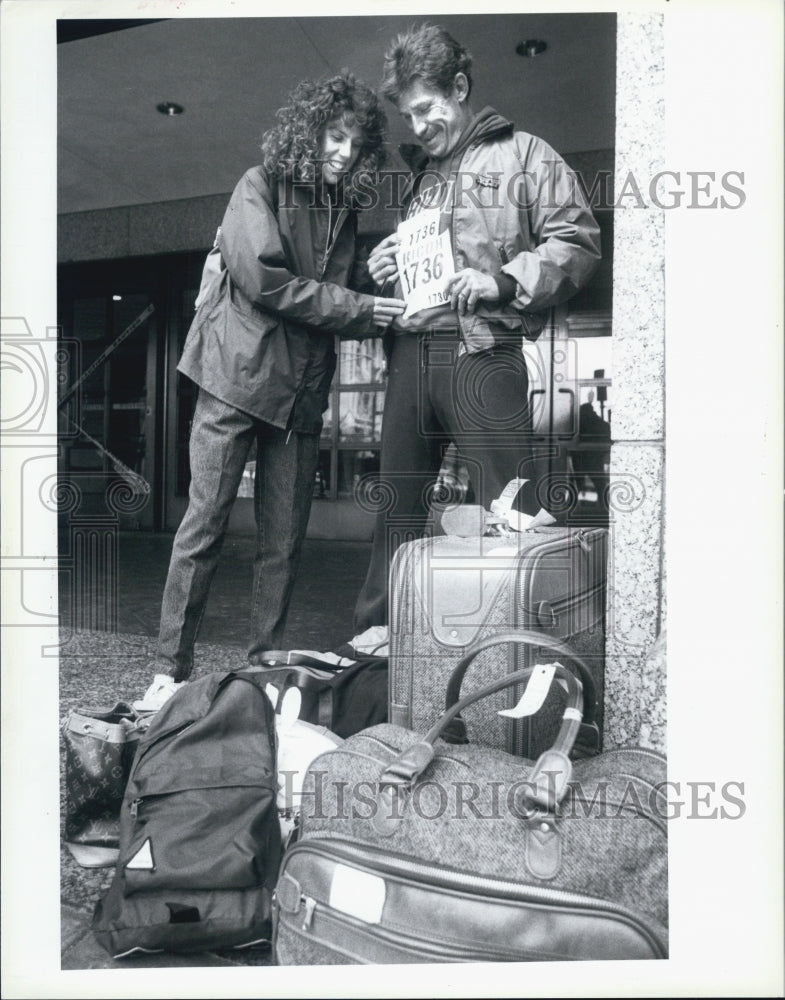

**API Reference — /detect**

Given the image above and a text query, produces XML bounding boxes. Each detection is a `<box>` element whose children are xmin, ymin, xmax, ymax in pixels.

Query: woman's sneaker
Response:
<box><xmin>133</xmin><ymin>674</ymin><xmax>187</xmax><ymax>713</ymax></box>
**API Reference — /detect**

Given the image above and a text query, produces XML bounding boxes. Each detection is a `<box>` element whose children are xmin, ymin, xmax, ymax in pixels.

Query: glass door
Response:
<box><xmin>60</xmin><ymin>289</ymin><xmax>157</xmax><ymax>530</ymax></box>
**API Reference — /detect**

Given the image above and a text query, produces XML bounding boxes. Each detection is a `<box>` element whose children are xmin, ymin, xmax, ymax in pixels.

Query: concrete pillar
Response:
<box><xmin>604</xmin><ymin>12</ymin><xmax>666</xmax><ymax>751</ymax></box>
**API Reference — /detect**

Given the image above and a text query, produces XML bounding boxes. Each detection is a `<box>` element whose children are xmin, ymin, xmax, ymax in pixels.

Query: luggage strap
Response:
<box><xmin>380</xmin><ymin>664</ymin><xmax>580</xmax><ymax>806</ymax></box>
<box><xmin>445</xmin><ymin>629</ymin><xmax>597</xmax><ymax>725</ymax></box>
<box><xmin>376</xmin><ymin>632</ymin><xmax>592</xmax><ymax>828</ymax></box>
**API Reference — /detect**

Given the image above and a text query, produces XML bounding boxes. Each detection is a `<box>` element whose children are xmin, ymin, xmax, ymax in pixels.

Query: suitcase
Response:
<box><xmin>272</xmin><ymin>632</ymin><xmax>668</xmax><ymax>965</ymax></box>
<box><xmin>389</xmin><ymin>526</ymin><xmax>607</xmax><ymax>757</ymax></box>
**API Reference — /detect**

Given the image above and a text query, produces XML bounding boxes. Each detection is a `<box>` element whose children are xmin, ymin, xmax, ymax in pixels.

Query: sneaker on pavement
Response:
<box><xmin>349</xmin><ymin>624</ymin><xmax>389</xmax><ymax>657</ymax></box>
<box><xmin>133</xmin><ymin>674</ymin><xmax>187</xmax><ymax>713</ymax></box>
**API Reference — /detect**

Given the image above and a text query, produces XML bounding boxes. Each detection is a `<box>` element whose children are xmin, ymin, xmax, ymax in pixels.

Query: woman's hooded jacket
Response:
<box><xmin>178</xmin><ymin>165</ymin><xmax>376</xmax><ymax>434</ymax></box>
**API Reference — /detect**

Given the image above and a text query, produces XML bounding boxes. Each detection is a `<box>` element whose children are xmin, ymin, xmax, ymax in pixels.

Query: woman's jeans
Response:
<box><xmin>156</xmin><ymin>388</ymin><xmax>319</xmax><ymax>681</ymax></box>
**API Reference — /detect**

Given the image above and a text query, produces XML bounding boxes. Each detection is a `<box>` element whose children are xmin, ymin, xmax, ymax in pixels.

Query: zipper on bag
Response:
<box><xmin>276</xmin><ymin>885</ymin><xmax>533</xmax><ymax>963</ymax></box>
<box><xmin>280</xmin><ymin>838</ymin><xmax>667</xmax><ymax>959</ymax></box>
<box><xmin>124</xmin><ymin>778</ymin><xmax>278</xmax><ymax>892</ymax></box>
<box><xmin>281</xmin><ymin>898</ymin><xmax>530</xmax><ymax>963</ymax></box>
<box><xmin>301</xmin><ymin>895</ymin><xmax>317</xmax><ymax>931</ymax></box>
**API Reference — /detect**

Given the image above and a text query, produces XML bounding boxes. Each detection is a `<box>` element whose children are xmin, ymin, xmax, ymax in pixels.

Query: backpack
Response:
<box><xmin>92</xmin><ymin>671</ymin><xmax>281</xmax><ymax>957</ymax></box>
<box><xmin>252</xmin><ymin>650</ymin><xmax>388</xmax><ymax>740</ymax></box>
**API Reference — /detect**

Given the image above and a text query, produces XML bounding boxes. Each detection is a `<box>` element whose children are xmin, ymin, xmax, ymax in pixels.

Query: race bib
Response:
<box><xmin>395</xmin><ymin>208</ymin><xmax>455</xmax><ymax>318</ymax></box>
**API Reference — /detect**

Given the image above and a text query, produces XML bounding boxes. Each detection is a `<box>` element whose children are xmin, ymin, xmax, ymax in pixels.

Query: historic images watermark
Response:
<box><xmin>281</xmin><ymin>165</ymin><xmax>747</xmax><ymax>212</ymax></box>
<box><xmin>280</xmin><ymin>771</ymin><xmax>747</xmax><ymax>821</ymax></box>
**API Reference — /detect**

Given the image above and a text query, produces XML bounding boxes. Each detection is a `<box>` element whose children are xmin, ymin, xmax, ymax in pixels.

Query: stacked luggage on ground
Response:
<box><xmin>65</xmin><ymin>524</ymin><xmax>667</xmax><ymax>964</ymax></box>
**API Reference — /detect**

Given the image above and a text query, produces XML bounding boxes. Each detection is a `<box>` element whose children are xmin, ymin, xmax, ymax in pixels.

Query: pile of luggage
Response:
<box><xmin>63</xmin><ymin>528</ymin><xmax>668</xmax><ymax>963</ymax></box>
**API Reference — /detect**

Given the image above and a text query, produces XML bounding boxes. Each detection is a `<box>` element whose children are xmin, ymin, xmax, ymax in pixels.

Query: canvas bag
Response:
<box><xmin>93</xmin><ymin>671</ymin><xmax>281</xmax><ymax>957</ymax></box>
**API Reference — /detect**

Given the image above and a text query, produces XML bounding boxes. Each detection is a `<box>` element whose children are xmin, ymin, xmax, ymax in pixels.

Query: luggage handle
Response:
<box><xmin>254</xmin><ymin>650</ymin><xmax>347</xmax><ymax>673</ymax></box>
<box><xmin>375</xmin><ymin>650</ymin><xmax>583</xmax><ymax>832</ymax></box>
<box><xmin>444</xmin><ymin>629</ymin><xmax>597</xmax><ymax>728</ymax></box>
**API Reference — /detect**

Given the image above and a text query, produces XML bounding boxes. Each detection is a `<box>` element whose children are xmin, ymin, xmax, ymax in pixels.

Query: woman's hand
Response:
<box><xmin>372</xmin><ymin>296</ymin><xmax>407</xmax><ymax>328</ymax></box>
<box><xmin>368</xmin><ymin>233</ymin><xmax>402</xmax><ymax>287</ymax></box>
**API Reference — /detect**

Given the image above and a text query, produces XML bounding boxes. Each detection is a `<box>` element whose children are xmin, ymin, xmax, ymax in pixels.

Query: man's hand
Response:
<box><xmin>388</xmin><ymin>311</ymin><xmax>420</xmax><ymax>332</ymax></box>
<box><xmin>372</xmin><ymin>297</ymin><xmax>407</xmax><ymax>328</ymax></box>
<box><xmin>446</xmin><ymin>269</ymin><xmax>499</xmax><ymax>315</ymax></box>
<box><xmin>368</xmin><ymin>234</ymin><xmax>402</xmax><ymax>287</ymax></box>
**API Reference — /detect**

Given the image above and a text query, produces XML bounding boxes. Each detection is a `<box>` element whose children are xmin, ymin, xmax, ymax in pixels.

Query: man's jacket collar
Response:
<box><xmin>397</xmin><ymin>107</ymin><xmax>514</xmax><ymax>174</ymax></box>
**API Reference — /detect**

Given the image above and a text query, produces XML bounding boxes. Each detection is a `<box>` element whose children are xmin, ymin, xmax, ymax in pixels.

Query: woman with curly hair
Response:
<box><xmin>261</xmin><ymin>73</ymin><xmax>387</xmax><ymax>193</ymax></box>
<box><xmin>135</xmin><ymin>72</ymin><xmax>405</xmax><ymax>711</ymax></box>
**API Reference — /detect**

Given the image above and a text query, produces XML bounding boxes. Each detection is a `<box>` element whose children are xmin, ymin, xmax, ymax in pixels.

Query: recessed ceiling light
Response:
<box><xmin>156</xmin><ymin>101</ymin><xmax>184</xmax><ymax>116</ymax></box>
<box><xmin>112</xmin><ymin>295</ymin><xmax>122</xmax><ymax>301</ymax></box>
<box><xmin>516</xmin><ymin>40</ymin><xmax>547</xmax><ymax>58</ymax></box>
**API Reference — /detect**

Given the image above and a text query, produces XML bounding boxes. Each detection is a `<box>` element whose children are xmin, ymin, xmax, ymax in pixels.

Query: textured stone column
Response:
<box><xmin>604</xmin><ymin>13</ymin><xmax>666</xmax><ymax>751</ymax></box>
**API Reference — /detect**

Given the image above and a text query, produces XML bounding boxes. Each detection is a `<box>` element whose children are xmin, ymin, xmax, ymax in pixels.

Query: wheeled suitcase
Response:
<box><xmin>389</xmin><ymin>526</ymin><xmax>607</xmax><ymax>757</ymax></box>
<box><xmin>272</xmin><ymin>633</ymin><xmax>668</xmax><ymax>965</ymax></box>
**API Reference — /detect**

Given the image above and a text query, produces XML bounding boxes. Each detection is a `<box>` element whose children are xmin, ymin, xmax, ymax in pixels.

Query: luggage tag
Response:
<box><xmin>490</xmin><ymin>478</ymin><xmax>531</xmax><ymax>531</ymax></box>
<box><xmin>490</xmin><ymin>478</ymin><xmax>557</xmax><ymax>532</ymax></box>
<box><xmin>497</xmin><ymin>662</ymin><xmax>569</xmax><ymax>718</ymax></box>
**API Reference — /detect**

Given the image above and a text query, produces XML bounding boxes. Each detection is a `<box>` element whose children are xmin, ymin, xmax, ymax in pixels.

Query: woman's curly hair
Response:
<box><xmin>261</xmin><ymin>71</ymin><xmax>387</xmax><ymax>197</ymax></box>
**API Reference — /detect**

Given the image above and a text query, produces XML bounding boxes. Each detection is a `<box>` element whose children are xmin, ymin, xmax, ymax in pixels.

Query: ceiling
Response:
<box><xmin>57</xmin><ymin>13</ymin><xmax>616</xmax><ymax>215</ymax></box>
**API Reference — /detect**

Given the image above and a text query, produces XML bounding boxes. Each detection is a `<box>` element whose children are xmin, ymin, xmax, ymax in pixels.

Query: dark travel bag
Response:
<box><xmin>273</xmin><ymin>632</ymin><xmax>668</xmax><ymax>965</ymax></box>
<box><xmin>389</xmin><ymin>527</ymin><xmax>607</xmax><ymax>758</ymax></box>
<box><xmin>254</xmin><ymin>650</ymin><xmax>388</xmax><ymax>739</ymax></box>
<box><xmin>93</xmin><ymin>671</ymin><xmax>281</xmax><ymax>957</ymax></box>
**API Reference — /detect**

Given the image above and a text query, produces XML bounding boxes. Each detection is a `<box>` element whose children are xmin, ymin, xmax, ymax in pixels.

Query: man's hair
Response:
<box><xmin>380</xmin><ymin>24</ymin><xmax>473</xmax><ymax>105</ymax></box>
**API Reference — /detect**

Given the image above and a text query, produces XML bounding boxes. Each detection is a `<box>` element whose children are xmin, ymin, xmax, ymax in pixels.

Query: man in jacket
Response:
<box><xmin>352</xmin><ymin>24</ymin><xmax>602</xmax><ymax>638</ymax></box>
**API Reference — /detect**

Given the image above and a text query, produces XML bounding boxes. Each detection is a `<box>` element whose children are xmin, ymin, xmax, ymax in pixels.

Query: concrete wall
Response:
<box><xmin>58</xmin><ymin>194</ymin><xmax>228</xmax><ymax>264</ymax></box>
<box><xmin>57</xmin><ymin>186</ymin><xmax>396</xmax><ymax>263</ymax></box>
<box><xmin>603</xmin><ymin>12</ymin><xmax>666</xmax><ymax>752</ymax></box>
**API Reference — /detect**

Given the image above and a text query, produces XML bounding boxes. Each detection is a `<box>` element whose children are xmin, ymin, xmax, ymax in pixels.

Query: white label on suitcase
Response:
<box><xmin>329</xmin><ymin>864</ymin><xmax>386</xmax><ymax>924</ymax></box>
<box><xmin>497</xmin><ymin>663</ymin><xmax>557</xmax><ymax>718</ymax></box>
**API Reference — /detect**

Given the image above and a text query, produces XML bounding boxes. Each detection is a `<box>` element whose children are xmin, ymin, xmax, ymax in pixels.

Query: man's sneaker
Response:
<box><xmin>349</xmin><ymin>625</ymin><xmax>389</xmax><ymax>657</ymax></box>
<box><xmin>133</xmin><ymin>674</ymin><xmax>187</xmax><ymax>713</ymax></box>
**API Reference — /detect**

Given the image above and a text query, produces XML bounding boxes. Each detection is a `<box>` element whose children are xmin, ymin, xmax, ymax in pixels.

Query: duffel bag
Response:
<box><xmin>273</xmin><ymin>631</ymin><xmax>668</xmax><ymax>965</ymax></box>
<box><xmin>254</xmin><ymin>650</ymin><xmax>387</xmax><ymax>739</ymax></box>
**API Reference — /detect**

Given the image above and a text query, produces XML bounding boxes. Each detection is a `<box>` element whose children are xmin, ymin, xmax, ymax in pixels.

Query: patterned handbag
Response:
<box><xmin>62</xmin><ymin>702</ymin><xmax>149</xmax><ymax>868</ymax></box>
